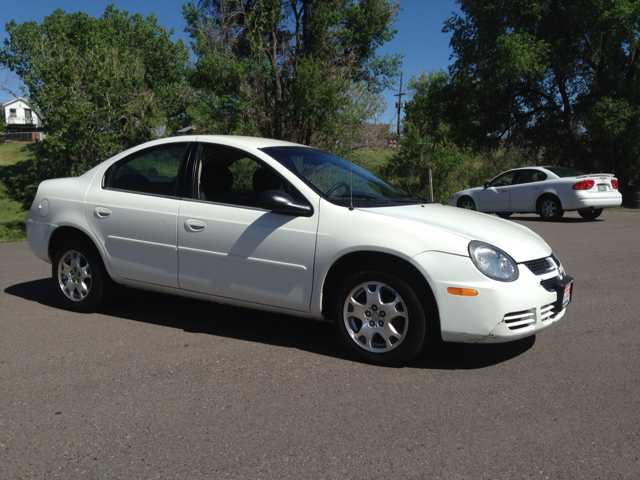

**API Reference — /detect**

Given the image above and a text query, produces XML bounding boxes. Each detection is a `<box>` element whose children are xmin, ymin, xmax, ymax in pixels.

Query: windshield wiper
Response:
<box><xmin>329</xmin><ymin>193</ymin><xmax>382</xmax><ymax>201</ymax></box>
<box><xmin>394</xmin><ymin>194</ymin><xmax>430</xmax><ymax>203</ymax></box>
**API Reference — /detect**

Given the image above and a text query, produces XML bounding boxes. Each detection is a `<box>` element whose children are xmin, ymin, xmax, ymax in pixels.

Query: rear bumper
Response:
<box><xmin>26</xmin><ymin>218</ymin><xmax>57</xmax><ymax>264</ymax></box>
<box><xmin>561</xmin><ymin>191</ymin><xmax>622</xmax><ymax>211</ymax></box>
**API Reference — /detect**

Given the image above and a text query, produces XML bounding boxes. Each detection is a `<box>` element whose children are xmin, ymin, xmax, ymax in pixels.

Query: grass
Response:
<box><xmin>0</xmin><ymin>142</ymin><xmax>32</xmax><ymax>242</ymax></box>
<box><xmin>0</xmin><ymin>141</ymin><xmax>33</xmax><ymax>166</ymax></box>
<box><xmin>354</xmin><ymin>147</ymin><xmax>395</xmax><ymax>175</ymax></box>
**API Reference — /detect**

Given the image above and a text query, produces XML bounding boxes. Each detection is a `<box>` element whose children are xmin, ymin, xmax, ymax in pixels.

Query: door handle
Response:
<box><xmin>94</xmin><ymin>207</ymin><xmax>112</xmax><ymax>218</ymax></box>
<box><xmin>185</xmin><ymin>219</ymin><xmax>207</xmax><ymax>232</ymax></box>
<box><xmin>533</xmin><ymin>187</ymin><xmax>539</xmax><ymax>190</ymax></box>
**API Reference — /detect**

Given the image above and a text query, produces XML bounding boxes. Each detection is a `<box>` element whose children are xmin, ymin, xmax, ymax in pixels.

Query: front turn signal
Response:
<box><xmin>447</xmin><ymin>287</ymin><xmax>478</xmax><ymax>297</ymax></box>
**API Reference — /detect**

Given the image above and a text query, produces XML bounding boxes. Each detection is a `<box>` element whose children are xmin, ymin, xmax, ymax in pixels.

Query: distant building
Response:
<box><xmin>1</xmin><ymin>97</ymin><xmax>45</xmax><ymax>142</ymax></box>
<box><xmin>351</xmin><ymin>123</ymin><xmax>390</xmax><ymax>149</ymax></box>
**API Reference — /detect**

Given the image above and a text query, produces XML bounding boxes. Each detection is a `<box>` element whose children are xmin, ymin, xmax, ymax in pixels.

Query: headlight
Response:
<box><xmin>468</xmin><ymin>241</ymin><xmax>519</xmax><ymax>282</ymax></box>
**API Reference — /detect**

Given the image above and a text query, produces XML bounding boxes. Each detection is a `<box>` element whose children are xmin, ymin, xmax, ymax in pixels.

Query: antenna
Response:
<box><xmin>349</xmin><ymin>158</ymin><xmax>354</xmax><ymax>210</ymax></box>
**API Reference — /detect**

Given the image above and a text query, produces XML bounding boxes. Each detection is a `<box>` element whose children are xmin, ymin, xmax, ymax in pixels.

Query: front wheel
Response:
<box><xmin>538</xmin><ymin>196</ymin><xmax>564</xmax><ymax>221</ymax></box>
<box><xmin>52</xmin><ymin>238</ymin><xmax>112</xmax><ymax>313</ymax></box>
<box><xmin>457</xmin><ymin>197</ymin><xmax>476</xmax><ymax>210</ymax></box>
<box><xmin>578</xmin><ymin>208</ymin><xmax>603</xmax><ymax>220</ymax></box>
<box><xmin>333</xmin><ymin>271</ymin><xmax>428</xmax><ymax>366</ymax></box>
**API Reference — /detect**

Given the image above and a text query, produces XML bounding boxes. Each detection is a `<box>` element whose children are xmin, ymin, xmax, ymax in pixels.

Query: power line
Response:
<box><xmin>394</xmin><ymin>72</ymin><xmax>405</xmax><ymax>135</ymax></box>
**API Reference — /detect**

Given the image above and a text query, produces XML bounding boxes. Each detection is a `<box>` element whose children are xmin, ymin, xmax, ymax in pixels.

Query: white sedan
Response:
<box><xmin>27</xmin><ymin>136</ymin><xmax>573</xmax><ymax>366</ymax></box>
<box><xmin>449</xmin><ymin>166</ymin><xmax>622</xmax><ymax>220</ymax></box>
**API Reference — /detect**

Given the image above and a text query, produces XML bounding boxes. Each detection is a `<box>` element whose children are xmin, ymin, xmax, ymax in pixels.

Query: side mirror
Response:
<box><xmin>483</xmin><ymin>182</ymin><xmax>491</xmax><ymax>189</ymax></box>
<box><xmin>257</xmin><ymin>190</ymin><xmax>313</xmax><ymax>217</ymax></box>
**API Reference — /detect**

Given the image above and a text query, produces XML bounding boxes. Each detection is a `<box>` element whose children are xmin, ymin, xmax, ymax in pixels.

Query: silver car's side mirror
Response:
<box><xmin>257</xmin><ymin>190</ymin><xmax>313</xmax><ymax>217</ymax></box>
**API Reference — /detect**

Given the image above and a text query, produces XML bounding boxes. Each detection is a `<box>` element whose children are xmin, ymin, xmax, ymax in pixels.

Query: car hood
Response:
<box><xmin>452</xmin><ymin>186</ymin><xmax>483</xmax><ymax>197</ymax></box>
<box><xmin>366</xmin><ymin>203</ymin><xmax>552</xmax><ymax>262</ymax></box>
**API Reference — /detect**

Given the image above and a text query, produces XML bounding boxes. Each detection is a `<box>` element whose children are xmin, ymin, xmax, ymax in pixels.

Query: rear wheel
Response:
<box><xmin>333</xmin><ymin>271</ymin><xmax>429</xmax><ymax>366</ymax></box>
<box><xmin>578</xmin><ymin>208</ymin><xmax>603</xmax><ymax>220</ymax></box>
<box><xmin>538</xmin><ymin>196</ymin><xmax>564</xmax><ymax>221</ymax></box>
<box><xmin>52</xmin><ymin>238</ymin><xmax>112</xmax><ymax>313</ymax></box>
<box><xmin>457</xmin><ymin>197</ymin><xmax>476</xmax><ymax>210</ymax></box>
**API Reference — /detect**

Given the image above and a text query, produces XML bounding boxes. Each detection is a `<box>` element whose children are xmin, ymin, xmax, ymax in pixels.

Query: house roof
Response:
<box><xmin>1</xmin><ymin>97</ymin><xmax>33</xmax><ymax>108</ymax></box>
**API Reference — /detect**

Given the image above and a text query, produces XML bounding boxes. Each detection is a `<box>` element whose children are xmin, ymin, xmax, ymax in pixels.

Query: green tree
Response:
<box><xmin>0</xmin><ymin>6</ymin><xmax>190</xmax><ymax>178</ymax></box>
<box><xmin>442</xmin><ymin>0</ymin><xmax>640</xmax><ymax>188</ymax></box>
<box><xmin>383</xmin><ymin>70</ymin><xmax>490</xmax><ymax>203</ymax></box>
<box><xmin>182</xmin><ymin>0</ymin><xmax>400</xmax><ymax>154</ymax></box>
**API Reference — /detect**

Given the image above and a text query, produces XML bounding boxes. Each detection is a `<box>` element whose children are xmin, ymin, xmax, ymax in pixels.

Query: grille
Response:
<box><xmin>503</xmin><ymin>309</ymin><xmax>535</xmax><ymax>330</ymax></box>
<box><xmin>540</xmin><ymin>276</ymin><xmax>559</xmax><ymax>292</ymax></box>
<box><xmin>524</xmin><ymin>257</ymin><xmax>554</xmax><ymax>275</ymax></box>
<box><xmin>540</xmin><ymin>303</ymin><xmax>556</xmax><ymax>322</ymax></box>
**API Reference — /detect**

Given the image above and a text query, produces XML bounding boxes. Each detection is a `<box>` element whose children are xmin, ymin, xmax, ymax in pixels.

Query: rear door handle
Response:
<box><xmin>94</xmin><ymin>207</ymin><xmax>112</xmax><ymax>218</ymax></box>
<box><xmin>185</xmin><ymin>219</ymin><xmax>207</xmax><ymax>232</ymax></box>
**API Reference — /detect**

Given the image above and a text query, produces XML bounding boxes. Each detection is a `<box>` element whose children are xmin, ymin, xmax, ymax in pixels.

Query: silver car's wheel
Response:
<box><xmin>52</xmin><ymin>238</ymin><xmax>112</xmax><ymax>312</ymax></box>
<box><xmin>458</xmin><ymin>197</ymin><xmax>476</xmax><ymax>210</ymax></box>
<box><xmin>578</xmin><ymin>208</ymin><xmax>603</xmax><ymax>220</ymax></box>
<box><xmin>343</xmin><ymin>281</ymin><xmax>408</xmax><ymax>353</ymax></box>
<box><xmin>333</xmin><ymin>271</ymin><xmax>429</xmax><ymax>366</ymax></box>
<box><xmin>58</xmin><ymin>250</ymin><xmax>92</xmax><ymax>302</ymax></box>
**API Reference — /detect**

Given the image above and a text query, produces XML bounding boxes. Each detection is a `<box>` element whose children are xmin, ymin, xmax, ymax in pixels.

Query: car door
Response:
<box><xmin>509</xmin><ymin>170</ymin><xmax>548</xmax><ymax>211</ymax></box>
<box><xmin>85</xmin><ymin>141</ymin><xmax>191</xmax><ymax>287</ymax></box>
<box><xmin>476</xmin><ymin>171</ymin><xmax>515</xmax><ymax>211</ymax></box>
<box><xmin>177</xmin><ymin>143</ymin><xmax>319</xmax><ymax>313</ymax></box>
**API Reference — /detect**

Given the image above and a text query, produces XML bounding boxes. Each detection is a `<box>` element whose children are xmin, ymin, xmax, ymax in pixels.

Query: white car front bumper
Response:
<box><xmin>412</xmin><ymin>251</ymin><xmax>569</xmax><ymax>343</ymax></box>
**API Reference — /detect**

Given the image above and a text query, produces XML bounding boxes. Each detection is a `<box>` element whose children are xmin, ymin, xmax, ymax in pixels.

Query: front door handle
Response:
<box><xmin>185</xmin><ymin>219</ymin><xmax>207</xmax><ymax>232</ymax></box>
<box><xmin>94</xmin><ymin>207</ymin><xmax>112</xmax><ymax>218</ymax></box>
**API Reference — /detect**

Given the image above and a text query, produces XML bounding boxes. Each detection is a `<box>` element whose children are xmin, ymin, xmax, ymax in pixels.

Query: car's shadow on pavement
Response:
<box><xmin>509</xmin><ymin>215</ymin><xmax>598</xmax><ymax>223</ymax></box>
<box><xmin>5</xmin><ymin>279</ymin><xmax>535</xmax><ymax>370</ymax></box>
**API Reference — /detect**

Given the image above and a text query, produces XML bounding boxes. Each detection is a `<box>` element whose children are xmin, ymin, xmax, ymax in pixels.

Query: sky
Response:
<box><xmin>0</xmin><ymin>0</ymin><xmax>462</xmax><ymax>126</ymax></box>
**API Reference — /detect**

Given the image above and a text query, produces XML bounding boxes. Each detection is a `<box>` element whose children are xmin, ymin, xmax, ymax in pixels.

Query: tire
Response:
<box><xmin>578</xmin><ymin>208</ymin><xmax>603</xmax><ymax>220</ymax></box>
<box><xmin>333</xmin><ymin>271</ymin><xmax>429</xmax><ymax>366</ymax></box>
<box><xmin>497</xmin><ymin>212</ymin><xmax>513</xmax><ymax>219</ymax></box>
<box><xmin>52</xmin><ymin>238</ymin><xmax>112</xmax><ymax>313</ymax></box>
<box><xmin>538</xmin><ymin>196</ymin><xmax>564</xmax><ymax>221</ymax></box>
<box><xmin>457</xmin><ymin>197</ymin><xmax>476</xmax><ymax>210</ymax></box>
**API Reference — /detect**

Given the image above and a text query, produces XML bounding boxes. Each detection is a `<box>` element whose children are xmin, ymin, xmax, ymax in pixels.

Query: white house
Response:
<box><xmin>1</xmin><ymin>97</ymin><xmax>45</xmax><ymax>142</ymax></box>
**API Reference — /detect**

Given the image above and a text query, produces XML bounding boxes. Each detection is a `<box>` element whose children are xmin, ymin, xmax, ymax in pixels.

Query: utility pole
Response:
<box><xmin>394</xmin><ymin>72</ymin><xmax>404</xmax><ymax>135</ymax></box>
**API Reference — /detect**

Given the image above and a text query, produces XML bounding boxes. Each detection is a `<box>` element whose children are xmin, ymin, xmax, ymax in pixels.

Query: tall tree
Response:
<box><xmin>183</xmin><ymin>0</ymin><xmax>400</xmax><ymax>152</ymax></box>
<box><xmin>0</xmin><ymin>6</ymin><xmax>190</xmax><ymax>177</ymax></box>
<box><xmin>443</xmin><ymin>0</ymin><xmax>640</xmax><ymax>187</ymax></box>
<box><xmin>383</xmin><ymin>70</ymin><xmax>489</xmax><ymax>203</ymax></box>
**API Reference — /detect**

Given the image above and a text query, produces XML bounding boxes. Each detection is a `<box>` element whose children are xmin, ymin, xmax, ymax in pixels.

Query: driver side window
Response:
<box><xmin>490</xmin><ymin>171</ymin><xmax>516</xmax><ymax>187</ymax></box>
<box><xmin>197</xmin><ymin>145</ymin><xmax>288</xmax><ymax>207</ymax></box>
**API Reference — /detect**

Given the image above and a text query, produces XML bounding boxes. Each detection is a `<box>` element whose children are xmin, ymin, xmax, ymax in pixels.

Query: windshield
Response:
<box><xmin>261</xmin><ymin>146</ymin><xmax>425</xmax><ymax>206</ymax></box>
<box><xmin>545</xmin><ymin>166</ymin><xmax>586</xmax><ymax>178</ymax></box>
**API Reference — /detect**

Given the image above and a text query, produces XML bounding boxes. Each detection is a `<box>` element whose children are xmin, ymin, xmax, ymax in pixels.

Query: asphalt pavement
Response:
<box><xmin>1</xmin><ymin>209</ymin><xmax>639</xmax><ymax>479</ymax></box>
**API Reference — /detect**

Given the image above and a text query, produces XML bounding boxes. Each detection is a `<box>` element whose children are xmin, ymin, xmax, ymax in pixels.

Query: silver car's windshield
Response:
<box><xmin>261</xmin><ymin>146</ymin><xmax>426</xmax><ymax>206</ymax></box>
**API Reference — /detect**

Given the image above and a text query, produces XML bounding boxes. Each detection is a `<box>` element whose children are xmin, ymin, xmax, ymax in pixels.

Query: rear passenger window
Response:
<box><xmin>106</xmin><ymin>143</ymin><xmax>187</xmax><ymax>196</ymax></box>
<box><xmin>533</xmin><ymin>171</ymin><xmax>547</xmax><ymax>182</ymax></box>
